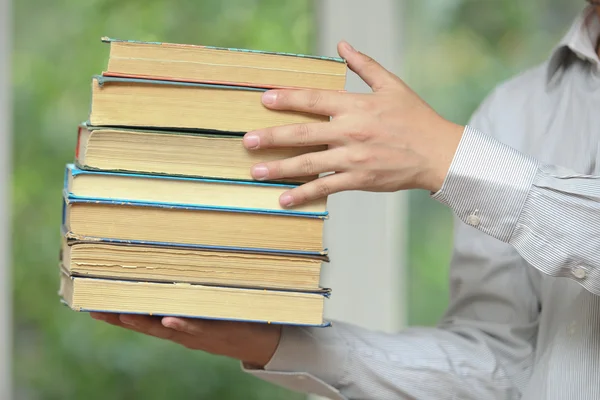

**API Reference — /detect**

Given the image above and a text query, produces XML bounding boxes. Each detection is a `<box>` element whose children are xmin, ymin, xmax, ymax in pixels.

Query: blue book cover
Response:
<box><xmin>65</xmin><ymin>163</ymin><xmax>328</xmax><ymax>218</ymax></box>
<box><xmin>62</xmin><ymin>171</ymin><xmax>328</xmax><ymax>256</ymax></box>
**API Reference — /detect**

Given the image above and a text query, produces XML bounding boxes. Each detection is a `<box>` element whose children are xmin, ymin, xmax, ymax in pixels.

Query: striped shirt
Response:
<box><xmin>245</xmin><ymin>5</ymin><xmax>600</xmax><ymax>400</ymax></box>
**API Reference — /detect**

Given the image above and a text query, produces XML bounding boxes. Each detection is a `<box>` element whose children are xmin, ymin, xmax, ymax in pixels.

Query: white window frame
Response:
<box><xmin>316</xmin><ymin>0</ymin><xmax>407</xmax><ymax>337</ymax></box>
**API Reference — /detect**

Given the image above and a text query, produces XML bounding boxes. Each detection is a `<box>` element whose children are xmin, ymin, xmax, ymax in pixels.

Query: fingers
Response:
<box><xmin>243</xmin><ymin>122</ymin><xmax>343</xmax><ymax>149</ymax></box>
<box><xmin>90</xmin><ymin>312</ymin><xmax>220</xmax><ymax>353</ymax></box>
<box><xmin>90</xmin><ymin>312</ymin><xmax>186</xmax><ymax>342</ymax></box>
<box><xmin>260</xmin><ymin>87</ymin><xmax>347</xmax><ymax>116</ymax></box>
<box><xmin>89</xmin><ymin>313</ymin><xmax>279</xmax><ymax>363</ymax></box>
<box><xmin>117</xmin><ymin>314</ymin><xmax>183</xmax><ymax>341</ymax></box>
<box><xmin>90</xmin><ymin>312</ymin><xmax>168</xmax><ymax>338</ymax></box>
<box><xmin>250</xmin><ymin>147</ymin><xmax>346</xmax><ymax>181</ymax></box>
<box><xmin>162</xmin><ymin>316</ymin><xmax>208</xmax><ymax>335</ymax></box>
<box><xmin>279</xmin><ymin>172</ymin><xmax>358</xmax><ymax>207</ymax></box>
<box><xmin>90</xmin><ymin>312</ymin><xmax>122</xmax><ymax>326</ymax></box>
<box><xmin>90</xmin><ymin>312</ymin><xmax>214</xmax><ymax>341</ymax></box>
<box><xmin>337</xmin><ymin>41</ymin><xmax>398</xmax><ymax>92</ymax></box>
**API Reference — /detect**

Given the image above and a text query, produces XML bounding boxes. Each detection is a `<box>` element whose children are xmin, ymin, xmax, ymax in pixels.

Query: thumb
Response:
<box><xmin>337</xmin><ymin>41</ymin><xmax>397</xmax><ymax>91</ymax></box>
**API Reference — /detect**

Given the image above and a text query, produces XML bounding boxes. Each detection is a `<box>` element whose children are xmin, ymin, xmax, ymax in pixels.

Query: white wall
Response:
<box><xmin>0</xmin><ymin>0</ymin><xmax>12</xmax><ymax>398</ymax></box>
<box><xmin>316</xmin><ymin>0</ymin><xmax>407</xmax><ymax>336</ymax></box>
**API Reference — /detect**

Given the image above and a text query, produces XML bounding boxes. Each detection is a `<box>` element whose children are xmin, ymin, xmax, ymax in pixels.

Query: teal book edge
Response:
<box><xmin>102</xmin><ymin>36</ymin><xmax>345</xmax><ymax>64</ymax></box>
<box><xmin>62</xmin><ymin>170</ymin><xmax>329</xmax><ymax>257</ymax></box>
<box><xmin>65</xmin><ymin>163</ymin><xmax>328</xmax><ymax>218</ymax></box>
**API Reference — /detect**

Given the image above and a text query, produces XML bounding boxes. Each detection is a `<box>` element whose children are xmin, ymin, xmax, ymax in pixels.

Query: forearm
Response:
<box><xmin>245</xmin><ymin>321</ymin><xmax>520</xmax><ymax>400</ymax></box>
<box><xmin>434</xmin><ymin>126</ymin><xmax>600</xmax><ymax>295</ymax></box>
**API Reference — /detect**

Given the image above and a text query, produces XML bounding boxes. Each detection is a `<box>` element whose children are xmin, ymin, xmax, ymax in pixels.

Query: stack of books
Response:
<box><xmin>58</xmin><ymin>38</ymin><xmax>347</xmax><ymax>326</ymax></box>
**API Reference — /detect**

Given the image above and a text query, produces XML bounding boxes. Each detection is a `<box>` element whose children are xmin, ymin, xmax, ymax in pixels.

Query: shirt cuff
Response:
<box><xmin>432</xmin><ymin>126</ymin><xmax>539</xmax><ymax>242</ymax></box>
<box><xmin>242</xmin><ymin>325</ymin><xmax>349</xmax><ymax>399</ymax></box>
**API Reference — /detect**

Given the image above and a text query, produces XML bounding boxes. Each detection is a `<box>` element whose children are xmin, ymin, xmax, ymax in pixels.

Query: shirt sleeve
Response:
<box><xmin>243</xmin><ymin>92</ymin><xmax>540</xmax><ymax>400</ymax></box>
<box><xmin>244</xmin><ymin>315</ymin><xmax>531</xmax><ymax>399</ymax></box>
<box><xmin>244</xmin><ymin>215</ymin><xmax>540</xmax><ymax>400</ymax></box>
<box><xmin>432</xmin><ymin>124</ymin><xmax>600</xmax><ymax>295</ymax></box>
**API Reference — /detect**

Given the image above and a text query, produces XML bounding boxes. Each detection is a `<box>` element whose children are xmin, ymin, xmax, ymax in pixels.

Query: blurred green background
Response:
<box><xmin>12</xmin><ymin>0</ymin><xmax>583</xmax><ymax>398</ymax></box>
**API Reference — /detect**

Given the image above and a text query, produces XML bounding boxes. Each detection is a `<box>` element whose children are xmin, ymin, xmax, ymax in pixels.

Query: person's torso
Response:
<box><xmin>488</xmin><ymin>60</ymin><xmax>600</xmax><ymax>399</ymax></box>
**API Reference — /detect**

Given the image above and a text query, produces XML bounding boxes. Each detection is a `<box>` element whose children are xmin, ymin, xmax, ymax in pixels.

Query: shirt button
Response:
<box><xmin>572</xmin><ymin>266</ymin><xmax>587</xmax><ymax>279</ymax></box>
<box><xmin>466</xmin><ymin>213</ymin><xmax>480</xmax><ymax>227</ymax></box>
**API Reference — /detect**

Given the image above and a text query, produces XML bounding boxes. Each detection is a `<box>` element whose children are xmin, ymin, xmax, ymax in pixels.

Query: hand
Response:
<box><xmin>90</xmin><ymin>312</ymin><xmax>282</xmax><ymax>368</ymax></box>
<box><xmin>243</xmin><ymin>41</ymin><xmax>464</xmax><ymax>207</ymax></box>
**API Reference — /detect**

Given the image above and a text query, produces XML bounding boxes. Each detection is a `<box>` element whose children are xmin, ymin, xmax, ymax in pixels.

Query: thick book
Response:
<box><xmin>101</xmin><ymin>37</ymin><xmax>347</xmax><ymax>90</ymax></box>
<box><xmin>61</xmin><ymin>237</ymin><xmax>326</xmax><ymax>291</ymax></box>
<box><xmin>62</xmin><ymin>191</ymin><xmax>327</xmax><ymax>255</ymax></box>
<box><xmin>89</xmin><ymin>76</ymin><xmax>328</xmax><ymax>133</ymax></box>
<box><xmin>59</xmin><ymin>269</ymin><xmax>330</xmax><ymax>326</ymax></box>
<box><xmin>75</xmin><ymin>124</ymin><xmax>325</xmax><ymax>184</ymax></box>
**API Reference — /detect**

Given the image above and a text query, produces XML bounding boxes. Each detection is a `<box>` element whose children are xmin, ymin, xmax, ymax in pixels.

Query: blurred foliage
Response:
<box><xmin>404</xmin><ymin>0</ymin><xmax>584</xmax><ymax>326</ymax></box>
<box><xmin>12</xmin><ymin>0</ymin><xmax>589</xmax><ymax>398</ymax></box>
<box><xmin>12</xmin><ymin>1</ymin><xmax>313</xmax><ymax>399</ymax></box>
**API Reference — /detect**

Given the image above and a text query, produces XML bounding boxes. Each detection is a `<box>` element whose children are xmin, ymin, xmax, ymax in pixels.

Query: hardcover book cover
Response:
<box><xmin>61</xmin><ymin>172</ymin><xmax>328</xmax><ymax>256</ymax></box>
<box><xmin>101</xmin><ymin>36</ymin><xmax>347</xmax><ymax>90</ymax></box>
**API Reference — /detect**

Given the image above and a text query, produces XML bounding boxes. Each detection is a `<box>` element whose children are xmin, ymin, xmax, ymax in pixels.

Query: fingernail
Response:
<box><xmin>252</xmin><ymin>165</ymin><xmax>269</xmax><ymax>180</ymax></box>
<box><xmin>120</xmin><ymin>315</ymin><xmax>135</xmax><ymax>326</ymax></box>
<box><xmin>163</xmin><ymin>319</ymin><xmax>179</xmax><ymax>330</ymax></box>
<box><xmin>244</xmin><ymin>133</ymin><xmax>260</xmax><ymax>149</ymax></box>
<box><xmin>342</xmin><ymin>41</ymin><xmax>355</xmax><ymax>53</ymax></box>
<box><xmin>262</xmin><ymin>91</ymin><xmax>277</xmax><ymax>105</ymax></box>
<box><xmin>280</xmin><ymin>194</ymin><xmax>294</xmax><ymax>207</ymax></box>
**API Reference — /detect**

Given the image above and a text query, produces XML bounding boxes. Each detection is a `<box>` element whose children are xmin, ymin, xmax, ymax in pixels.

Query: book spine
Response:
<box><xmin>61</xmin><ymin>196</ymin><xmax>67</xmax><ymax>228</ymax></box>
<box><xmin>75</xmin><ymin>125</ymin><xmax>82</xmax><ymax>160</ymax></box>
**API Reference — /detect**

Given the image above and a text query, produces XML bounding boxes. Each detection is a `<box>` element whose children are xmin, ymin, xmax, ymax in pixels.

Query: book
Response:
<box><xmin>89</xmin><ymin>76</ymin><xmax>328</xmax><ymax>133</ymax></box>
<box><xmin>101</xmin><ymin>37</ymin><xmax>347</xmax><ymax>91</ymax></box>
<box><xmin>63</xmin><ymin>196</ymin><xmax>326</xmax><ymax>255</ymax></box>
<box><xmin>65</xmin><ymin>163</ymin><xmax>327</xmax><ymax>215</ymax></box>
<box><xmin>59</xmin><ymin>36</ymin><xmax>338</xmax><ymax>327</ymax></box>
<box><xmin>61</xmin><ymin>238</ymin><xmax>325</xmax><ymax>291</ymax></box>
<box><xmin>75</xmin><ymin>125</ymin><xmax>325</xmax><ymax>184</ymax></box>
<box><xmin>59</xmin><ymin>270</ymin><xmax>330</xmax><ymax>326</ymax></box>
